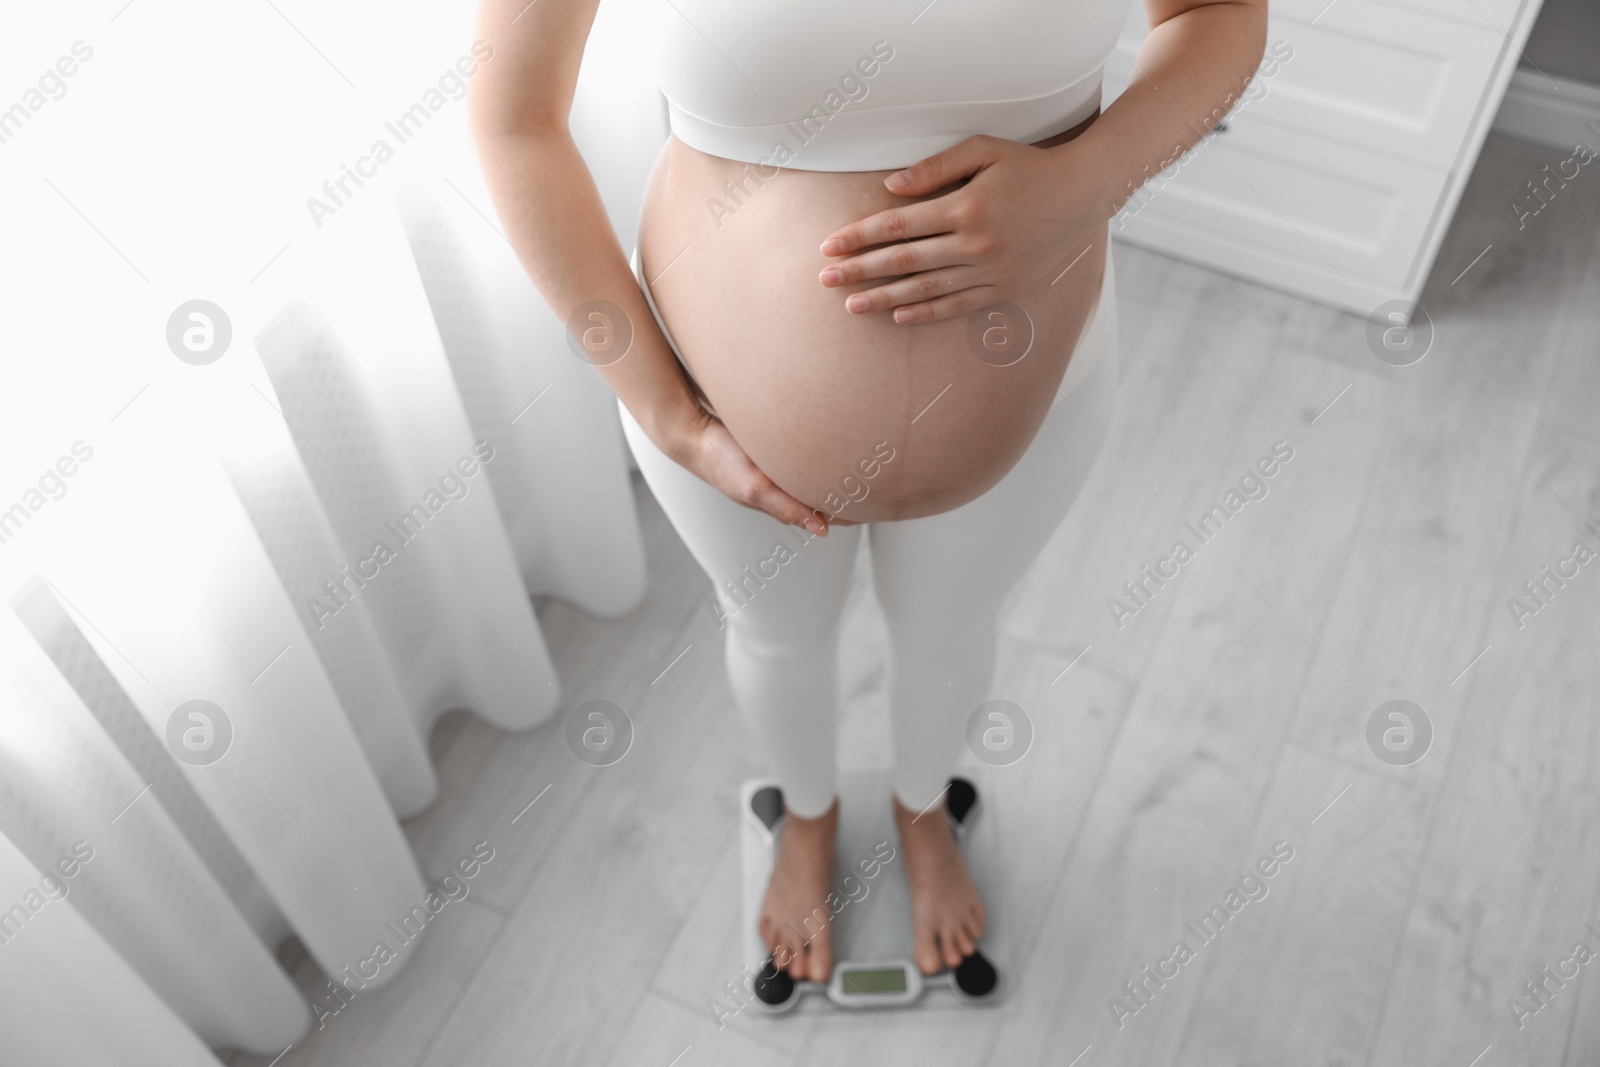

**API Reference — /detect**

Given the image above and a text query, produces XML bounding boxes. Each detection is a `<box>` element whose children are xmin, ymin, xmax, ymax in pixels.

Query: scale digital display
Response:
<box><xmin>841</xmin><ymin>967</ymin><xmax>909</xmax><ymax>995</ymax></box>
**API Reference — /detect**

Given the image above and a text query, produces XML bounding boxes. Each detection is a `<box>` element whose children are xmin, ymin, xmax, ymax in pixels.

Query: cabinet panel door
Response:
<box><xmin>1107</xmin><ymin>0</ymin><xmax>1502</xmax><ymax>170</ymax></box>
<box><xmin>1101</xmin><ymin>83</ymin><xmax>1448</xmax><ymax>291</ymax></box>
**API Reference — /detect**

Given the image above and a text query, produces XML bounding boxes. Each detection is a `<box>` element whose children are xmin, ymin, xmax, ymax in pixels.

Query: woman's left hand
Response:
<box><xmin>816</xmin><ymin>134</ymin><xmax>1106</xmax><ymax>325</ymax></box>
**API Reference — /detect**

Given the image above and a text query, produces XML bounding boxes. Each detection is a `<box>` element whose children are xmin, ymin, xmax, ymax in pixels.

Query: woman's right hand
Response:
<box><xmin>663</xmin><ymin>408</ymin><xmax>836</xmax><ymax>536</ymax></box>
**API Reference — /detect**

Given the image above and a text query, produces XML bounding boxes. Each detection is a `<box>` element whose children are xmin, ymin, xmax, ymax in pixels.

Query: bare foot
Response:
<box><xmin>893</xmin><ymin>792</ymin><xmax>986</xmax><ymax>975</ymax></box>
<box><xmin>758</xmin><ymin>798</ymin><xmax>838</xmax><ymax>983</ymax></box>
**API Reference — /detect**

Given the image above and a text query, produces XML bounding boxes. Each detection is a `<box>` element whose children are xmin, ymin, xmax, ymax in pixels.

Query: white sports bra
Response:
<box><xmin>655</xmin><ymin>0</ymin><xmax>1135</xmax><ymax>172</ymax></box>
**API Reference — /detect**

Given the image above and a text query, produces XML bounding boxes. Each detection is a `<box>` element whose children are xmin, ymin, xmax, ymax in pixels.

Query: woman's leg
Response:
<box><xmin>617</xmin><ymin>397</ymin><xmax>858</xmax><ymax>980</ymax></box>
<box><xmin>618</xmin><ymin>398</ymin><xmax>860</xmax><ymax>814</ymax></box>
<box><xmin>868</xmin><ymin>248</ymin><xmax>1121</xmax><ymax>971</ymax></box>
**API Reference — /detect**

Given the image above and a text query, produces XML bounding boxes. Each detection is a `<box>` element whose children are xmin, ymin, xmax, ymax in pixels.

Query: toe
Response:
<box><xmin>764</xmin><ymin>919</ymin><xmax>798</xmax><ymax>974</ymax></box>
<box><xmin>808</xmin><ymin>946</ymin><xmax>831</xmax><ymax>983</ymax></box>
<box><xmin>786</xmin><ymin>935</ymin><xmax>809</xmax><ymax>979</ymax></box>
<box><xmin>950</xmin><ymin>922</ymin><xmax>975</xmax><ymax>958</ymax></box>
<box><xmin>941</xmin><ymin>927</ymin><xmax>965</xmax><ymax>969</ymax></box>
<box><xmin>772</xmin><ymin>933</ymin><xmax>798</xmax><ymax>977</ymax></box>
<box><xmin>809</xmin><ymin>931</ymin><xmax>833</xmax><ymax>983</ymax></box>
<box><xmin>914</xmin><ymin>924</ymin><xmax>942</xmax><ymax>975</ymax></box>
<box><xmin>964</xmin><ymin>906</ymin><xmax>985</xmax><ymax>944</ymax></box>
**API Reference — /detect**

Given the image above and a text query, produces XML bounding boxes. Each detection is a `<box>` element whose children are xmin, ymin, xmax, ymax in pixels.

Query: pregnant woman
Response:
<box><xmin>473</xmin><ymin>0</ymin><xmax>1265</xmax><ymax>984</ymax></box>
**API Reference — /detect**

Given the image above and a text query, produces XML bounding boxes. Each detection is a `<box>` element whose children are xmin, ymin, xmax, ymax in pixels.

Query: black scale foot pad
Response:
<box><xmin>954</xmin><ymin>949</ymin><xmax>998</xmax><ymax>997</ymax></box>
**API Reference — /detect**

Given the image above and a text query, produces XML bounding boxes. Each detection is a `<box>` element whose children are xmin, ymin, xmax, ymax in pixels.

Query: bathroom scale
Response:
<box><xmin>737</xmin><ymin>771</ymin><xmax>1006</xmax><ymax>1013</ymax></box>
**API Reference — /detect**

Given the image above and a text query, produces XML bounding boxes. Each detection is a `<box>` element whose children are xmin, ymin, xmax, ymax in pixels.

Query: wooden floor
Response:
<box><xmin>228</xmin><ymin>132</ymin><xmax>1600</xmax><ymax>1067</ymax></box>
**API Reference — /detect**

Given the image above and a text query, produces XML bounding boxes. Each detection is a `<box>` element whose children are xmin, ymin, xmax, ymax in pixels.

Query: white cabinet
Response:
<box><xmin>1106</xmin><ymin>109</ymin><xmax>1450</xmax><ymax>300</ymax></box>
<box><xmin>1103</xmin><ymin>0</ymin><xmax>1545</xmax><ymax>314</ymax></box>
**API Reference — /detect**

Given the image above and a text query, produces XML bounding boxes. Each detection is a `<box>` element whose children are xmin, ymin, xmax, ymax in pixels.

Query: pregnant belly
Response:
<box><xmin>636</xmin><ymin>134</ymin><xmax>1107</xmax><ymax>523</ymax></box>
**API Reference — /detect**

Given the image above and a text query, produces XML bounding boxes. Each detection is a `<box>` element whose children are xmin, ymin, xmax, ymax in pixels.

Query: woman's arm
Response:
<box><xmin>1065</xmin><ymin>0</ymin><xmax>1271</xmax><ymax>223</ymax></box>
<box><xmin>815</xmin><ymin>0</ymin><xmax>1269</xmax><ymax>323</ymax></box>
<box><xmin>469</xmin><ymin>0</ymin><xmax>834</xmax><ymax>534</ymax></box>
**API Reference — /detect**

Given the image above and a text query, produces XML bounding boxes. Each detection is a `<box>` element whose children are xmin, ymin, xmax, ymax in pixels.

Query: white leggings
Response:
<box><xmin>618</xmin><ymin>249</ymin><xmax>1119</xmax><ymax>819</ymax></box>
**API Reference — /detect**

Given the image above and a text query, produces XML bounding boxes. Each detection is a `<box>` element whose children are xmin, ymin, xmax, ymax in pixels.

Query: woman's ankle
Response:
<box><xmin>785</xmin><ymin>795</ymin><xmax>839</xmax><ymax>827</ymax></box>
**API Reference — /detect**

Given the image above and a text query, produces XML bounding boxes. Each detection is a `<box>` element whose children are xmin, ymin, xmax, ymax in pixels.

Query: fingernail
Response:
<box><xmin>820</xmin><ymin>237</ymin><xmax>845</xmax><ymax>255</ymax></box>
<box><xmin>884</xmin><ymin>170</ymin><xmax>912</xmax><ymax>190</ymax></box>
<box><xmin>846</xmin><ymin>295</ymin><xmax>868</xmax><ymax>313</ymax></box>
<box><xmin>893</xmin><ymin>307</ymin><xmax>913</xmax><ymax>323</ymax></box>
<box><xmin>819</xmin><ymin>268</ymin><xmax>842</xmax><ymax>285</ymax></box>
<box><xmin>805</xmin><ymin>518</ymin><xmax>827</xmax><ymax>536</ymax></box>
